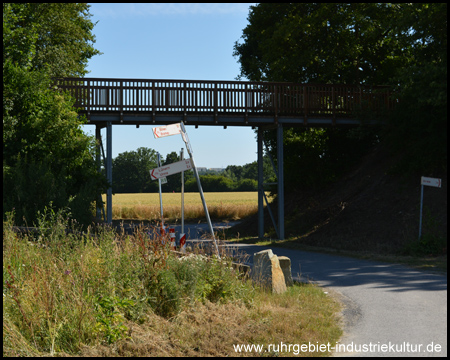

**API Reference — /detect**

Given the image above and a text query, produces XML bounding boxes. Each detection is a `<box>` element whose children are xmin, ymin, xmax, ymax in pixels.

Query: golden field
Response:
<box><xmin>102</xmin><ymin>192</ymin><xmax>273</xmax><ymax>221</ymax></box>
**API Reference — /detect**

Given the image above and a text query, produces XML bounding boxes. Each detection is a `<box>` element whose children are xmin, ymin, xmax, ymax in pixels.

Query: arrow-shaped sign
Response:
<box><xmin>153</xmin><ymin>123</ymin><xmax>182</xmax><ymax>139</ymax></box>
<box><xmin>421</xmin><ymin>176</ymin><xmax>442</xmax><ymax>188</ymax></box>
<box><xmin>150</xmin><ymin>159</ymin><xmax>193</xmax><ymax>180</ymax></box>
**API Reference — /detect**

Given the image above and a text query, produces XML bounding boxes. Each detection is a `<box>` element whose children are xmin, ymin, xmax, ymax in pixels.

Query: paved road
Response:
<box><xmin>119</xmin><ymin>221</ymin><xmax>447</xmax><ymax>356</ymax></box>
<box><xmin>216</xmin><ymin>243</ymin><xmax>447</xmax><ymax>357</ymax></box>
<box><xmin>172</xmin><ymin>221</ymin><xmax>237</xmax><ymax>241</ymax></box>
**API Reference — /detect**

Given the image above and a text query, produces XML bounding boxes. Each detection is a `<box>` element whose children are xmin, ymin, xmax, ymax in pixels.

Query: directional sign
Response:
<box><xmin>150</xmin><ymin>159</ymin><xmax>193</xmax><ymax>180</ymax></box>
<box><xmin>421</xmin><ymin>176</ymin><xmax>442</xmax><ymax>188</ymax></box>
<box><xmin>153</xmin><ymin>123</ymin><xmax>181</xmax><ymax>139</ymax></box>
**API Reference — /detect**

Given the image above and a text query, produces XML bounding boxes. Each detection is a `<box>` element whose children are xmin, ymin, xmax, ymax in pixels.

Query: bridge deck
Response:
<box><xmin>55</xmin><ymin>78</ymin><xmax>392</xmax><ymax>127</ymax></box>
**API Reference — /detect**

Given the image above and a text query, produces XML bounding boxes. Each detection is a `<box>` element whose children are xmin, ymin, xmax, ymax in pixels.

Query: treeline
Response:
<box><xmin>112</xmin><ymin>148</ymin><xmax>276</xmax><ymax>193</ymax></box>
<box><xmin>3</xmin><ymin>4</ymin><xmax>105</xmax><ymax>227</ymax></box>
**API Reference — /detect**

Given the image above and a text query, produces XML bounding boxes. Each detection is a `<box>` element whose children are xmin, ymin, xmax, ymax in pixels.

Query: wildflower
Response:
<box><xmin>64</xmin><ymin>270</ymin><xmax>71</xmax><ymax>275</ymax></box>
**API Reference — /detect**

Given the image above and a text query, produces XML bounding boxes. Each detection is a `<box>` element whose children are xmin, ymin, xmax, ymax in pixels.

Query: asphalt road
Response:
<box><xmin>211</xmin><ymin>242</ymin><xmax>447</xmax><ymax>357</ymax></box>
<box><xmin>120</xmin><ymin>221</ymin><xmax>447</xmax><ymax>357</ymax></box>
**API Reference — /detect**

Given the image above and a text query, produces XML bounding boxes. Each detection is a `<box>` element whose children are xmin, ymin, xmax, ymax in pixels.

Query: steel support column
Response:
<box><xmin>257</xmin><ymin>127</ymin><xmax>264</xmax><ymax>238</ymax></box>
<box><xmin>106</xmin><ymin>121</ymin><xmax>112</xmax><ymax>224</ymax></box>
<box><xmin>277</xmin><ymin>124</ymin><xmax>284</xmax><ymax>240</ymax></box>
<box><xmin>95</xmin><ymin>125</ymin><xmax>102</xmax><ymax>220</ymax></box>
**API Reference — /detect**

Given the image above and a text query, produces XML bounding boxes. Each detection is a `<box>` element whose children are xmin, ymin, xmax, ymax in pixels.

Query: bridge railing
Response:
<box><xmin>55</xmin><ymin>78</ymin><xmax>392</xmax><ymax>118</ymax></box>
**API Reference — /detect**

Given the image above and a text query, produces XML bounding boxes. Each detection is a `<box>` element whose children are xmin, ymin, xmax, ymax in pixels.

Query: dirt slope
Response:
<box><xmin>231</xmin><ymin>144</ymin><xmax>447</xmax><ymax>255</ymax></box>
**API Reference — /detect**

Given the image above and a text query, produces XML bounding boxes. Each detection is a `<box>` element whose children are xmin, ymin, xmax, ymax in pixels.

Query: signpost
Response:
<box><xmin>179</xmin><ymin>122</ymin><xmax>220</xmax><ymax>258</ymax></box>
<box><xmin>151</xmin><ymin>122</ymin><xmax>221</xmax><ymax>258</ymax></box>
<box><xmin>419</xmin><ymin>176</ymin><xmax>442</xmax><ymax>239</ymax></box>
<box><xmin>157</xmin><ymin>153</ymin><xmax>165</xmax><ymax>234</ymax></box>
<box><xmin>180</xmin><ymin>148</ymin><xmax>185</xmax><ymax>236</ymax></box>
<box><xmin>149</xmin><ymin>159</ymin><xmax>193</xmax><ymax>180</ymax></box>
<box><xmin>153</xmin><ymin>123</ymin><xmax>181</xmax><ymax>138</ymax></box>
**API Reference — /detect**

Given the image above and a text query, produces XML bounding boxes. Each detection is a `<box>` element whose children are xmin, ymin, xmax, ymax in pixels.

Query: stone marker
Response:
<box><xmin>278</xmin><ymin>256</ymin><xmax>293</xmax><ymax>287</ymax></box>
<box><xmin>252</xmin><ymin>249</ymin><xmax>287</xmax><ymax>294</ymax></box>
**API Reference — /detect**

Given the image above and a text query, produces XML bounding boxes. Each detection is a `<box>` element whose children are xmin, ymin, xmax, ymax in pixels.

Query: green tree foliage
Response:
<box><xmin>384</xmin><ymin>4</ymin><xmax>447</xmax><ymax>174</ymax></box>
<box><xmin>185</xmin><ymin>175</ymin><xmax>235</xmax><ymax>192</ymax></box>
<box><xmin>112</xmin><ymin>150</ymin><xmax>270</xmax><ymax>193</ymax></box>
<box><xmin>234</xmin><ymin>3</ymin><xmax>408</xmax><ymax>85</ymax></box>
<box><xmin>3</xmin><ymin>3</ymin><xmax>101</xmax><ymax>77</ymax></box>
<box><xmin>112</xmin><ymin>148</ymin><xmax>159</xmax><ymax>193</ymax></box>
<box><xmin>3</xmin><ymin>3</ymin><xmax>105</xmax><ymax>226</ymax></box>
<box><xmin>233</xmin><ymin>3</ymin><xmax>446</xmax><ymax>193</ymax></box>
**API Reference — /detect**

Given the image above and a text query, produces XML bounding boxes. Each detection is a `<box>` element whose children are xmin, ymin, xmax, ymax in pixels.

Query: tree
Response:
<box><xmin>384</xmin><ymin>3</ymin><xmax>447</xmax><ymax>174</ymax></box>
<box><xmin>3</xmin><ymin>3</ymin><xmax>105</xmax><ymax>226</ymax></box>
<box><xmin>112</xmin><ymin>148</ymin><xmax>159</xmax><ymax>193</ymax></box>
<box><xmin>234</xmin><ymin>3</ymin><xmax>408</xmax><ymax>85</ymax></box>
<box><xmin>3</xmin><ymin>3</ymin><xmax>101</xmax><ymax>77</ymax></box>
<box><xmin>233</xmin><ymin>3</ymin><xmax>446</xmax><ymax>193</ymax></box>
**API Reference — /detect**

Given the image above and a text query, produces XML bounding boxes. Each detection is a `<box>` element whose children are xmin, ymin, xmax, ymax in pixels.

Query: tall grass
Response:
<box><xmin>3</xmin><ymin>206</ymin><xmax>342</xmax><ymax>357</ymax></box>
<box><xmin>3</xmin><ymin>209</ymin><xmax>253</xmax><ymax>356</ymax></box>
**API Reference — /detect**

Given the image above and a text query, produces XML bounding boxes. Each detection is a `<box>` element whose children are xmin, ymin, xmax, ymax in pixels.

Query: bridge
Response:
<box><xmin>56</xmin><ymin>78</ymin><xmax>393</xmax><ymax>239</ymax></box>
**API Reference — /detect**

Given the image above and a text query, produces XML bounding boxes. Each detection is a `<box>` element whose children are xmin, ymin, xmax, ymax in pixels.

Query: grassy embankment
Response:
<box><xmin>3</xmin><ymin>209</ymin><xmax>342</xmax><ymax>357</ymax></box>
<box><xmin>104</xmin><ymin>192</ymin><xmax>269</xmax><ymax>222</ymax></box>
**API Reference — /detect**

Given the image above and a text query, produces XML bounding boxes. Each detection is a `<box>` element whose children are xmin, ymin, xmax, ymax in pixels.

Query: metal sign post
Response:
<box><xmin>180</xmin><ymin>148</ymin><xmax>185</xmax><ymax>235</ymax></box>
<box><xmin>157</xmin><ymin>152</ymin><xmax>164</xmax><ymax>234</ymax></box>
<box><xmin>419</xmin><ymin>176</ymin><xmax>442</xmax><ymax>239</ymax></box>
<box><xmin>151</xmin><ymin>122</ymin><xmax>220</xmax><ymax>258</ymax></box>
<box><xmin>180</xmin><ymin>122</ymin><xmax>220</xmax><ymax>258</ymax></box>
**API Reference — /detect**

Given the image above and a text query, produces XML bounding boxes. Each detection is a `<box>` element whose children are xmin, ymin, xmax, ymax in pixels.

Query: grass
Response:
<box><xmin>104</xmin><ymin>192</ymin><xmax>273</xmax><ymax>222</ymax></box>
<box><xmin>3</xmin><ymin>208</ymin><xmax>342</xmax><ymax>357</ymax></box>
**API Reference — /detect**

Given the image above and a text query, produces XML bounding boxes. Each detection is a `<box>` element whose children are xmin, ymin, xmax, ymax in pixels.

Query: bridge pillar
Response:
<box><xmin>106</xmin><ymin>121</ymin><xmax>112</xmax><ymax>224</ymax></box>
<box><xmin>258</xmin><ymin>127</ymin><xmax>264</xmax><ymax>238</ymax></box>
<box><xmin>95</xmin><ymin>125</ymin><xmax>102</xmax><ymax>220</ymax></box>
<box><xmin>277</xmin><ymin>124</ymin><xmax>284</xmax><ymax>240</ymax></box>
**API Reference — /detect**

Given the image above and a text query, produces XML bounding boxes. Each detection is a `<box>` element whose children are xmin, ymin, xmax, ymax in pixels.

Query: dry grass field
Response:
<box><xmin>103</xmin><ymin>192</ymin><xmax>273</xmax><ymax>221</ymax></box>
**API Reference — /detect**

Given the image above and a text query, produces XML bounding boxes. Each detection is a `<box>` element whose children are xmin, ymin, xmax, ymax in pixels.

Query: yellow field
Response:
<box><xmin>102</xmin><ymin>192</ymin><xmax>272</xmax><ymax>221</ymax></box>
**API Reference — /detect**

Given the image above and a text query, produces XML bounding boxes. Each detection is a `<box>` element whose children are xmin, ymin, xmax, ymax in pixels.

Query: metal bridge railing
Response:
<box><xmin>54</xmin><ymin>78</ymin><xmax>393</xmax><ymax>118</ymax></box>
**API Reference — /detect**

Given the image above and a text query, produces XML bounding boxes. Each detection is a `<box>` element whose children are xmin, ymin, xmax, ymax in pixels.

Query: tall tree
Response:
<box><xmin>384</xmin><ymin>3</ymin><xmax>447</xmax><ymax>173</ymax></box>
<box><xmin>3</xmin><ymin>3</ymin><xmax>101</xmax><ymax>77</ymax></box>
<box><xmin>112</xmin><ymin>148</ymin><xmax>159</xmax><ymax>193</ymax></box>
<box><xmin>234</xmin><ymin>3</ymin><xmax>408</xmax><ymax>85</ymax></box>
<box><xmin>3</xmin><ymin>3</ymin><xmax>105</xmax><ymax>226</ymax></box>
<box><xmin>233</xmin><ymin>3</ymin><xmax>446</xmax><ymax>194</ymax></box>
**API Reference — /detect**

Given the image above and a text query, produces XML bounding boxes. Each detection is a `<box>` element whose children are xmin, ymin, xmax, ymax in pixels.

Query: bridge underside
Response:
<box><xmin>84</xmin><ymin>111</ymin><xmax>360</xmax><ymax>128</ymax></box>
<box><xmin>57</xmin><ymin>77</ymin><xmax>391</xmax><ymax>241</ymax></box>
<box><xmin>89</xmin><ymin>113</ymin><xmax>362</xmax><ymax>241</ymax></box>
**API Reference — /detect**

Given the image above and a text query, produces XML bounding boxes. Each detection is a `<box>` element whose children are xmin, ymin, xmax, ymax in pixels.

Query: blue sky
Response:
<box><xmin>83</xmin><ymin>3</ymin><xmax>257</xmax><ymax>168</ymax></box>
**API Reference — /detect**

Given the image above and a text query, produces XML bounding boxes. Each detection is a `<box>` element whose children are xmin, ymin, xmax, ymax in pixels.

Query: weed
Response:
<box><xmin>3</xmin><ymin>209</ymin><xmax>342</xmax><ymax>357</ymax></box>
<box><xmin>94</xmin><ymin>296</ymin><xmax>134</xmax><ymax>344</ymax></box>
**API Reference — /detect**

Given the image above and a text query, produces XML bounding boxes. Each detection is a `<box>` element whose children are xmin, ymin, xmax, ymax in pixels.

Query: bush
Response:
<box><xmin>236</xmin><ymin>178</ymin><xmax>258</xmax><ymax>191</ymax></box>
<box><xmin>185</xmin><ymin>174</ymin><xmax>236</xmax><ymax>192</ymax></box>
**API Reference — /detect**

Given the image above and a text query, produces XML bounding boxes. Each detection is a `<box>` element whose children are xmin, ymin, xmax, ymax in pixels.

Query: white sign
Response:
<box><xmin>421</xmin><ymin>176</ymin><xmax>442</xmax><ymax>188</ymax></box>
<box><xmin>160</xmin><ymin>177</ymin><xmax>167</xmax><ymax>185</ymax></box>
<box><xmin>150</xmin><ymin>159</ymin><xmax>193</xmax><ymax>180</ymax></box>
<box><xmin>153</xmin><ymin>123</ymin><xmax>181</xmax><ymax>139</ymax></box>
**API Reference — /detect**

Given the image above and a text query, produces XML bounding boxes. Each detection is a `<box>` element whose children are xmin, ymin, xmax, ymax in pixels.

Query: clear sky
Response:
<box><xmin>83</xmin><ymin>3</ymin><xmax>257</xmax><ymax>168</ymax></box>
